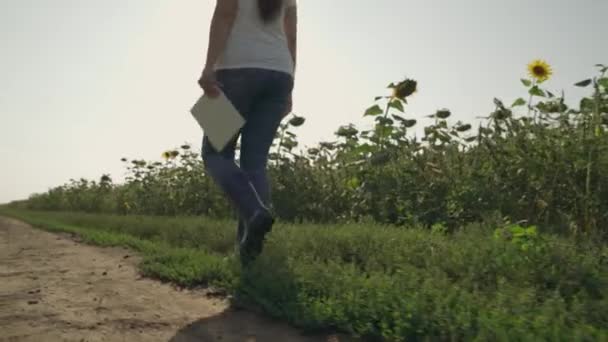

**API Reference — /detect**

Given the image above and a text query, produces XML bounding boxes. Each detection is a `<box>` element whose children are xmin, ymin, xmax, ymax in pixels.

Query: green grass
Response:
<box><xmin>1</xmin><ymin>207</ymin><xmax>607</xmax><ymax>341</ymax></box>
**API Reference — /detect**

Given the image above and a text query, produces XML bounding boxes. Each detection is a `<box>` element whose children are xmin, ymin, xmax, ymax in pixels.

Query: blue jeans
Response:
<box><xmin>201</xmin><ymin>68</ymin><xmax>293</xmax><ymax>239</ymax></box>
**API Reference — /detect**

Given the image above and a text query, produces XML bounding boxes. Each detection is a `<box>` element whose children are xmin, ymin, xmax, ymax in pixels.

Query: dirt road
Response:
<box><xmin>0</xmin><ymin>216</ymin><xmax>329</xmax><ymax>342</ymax></box>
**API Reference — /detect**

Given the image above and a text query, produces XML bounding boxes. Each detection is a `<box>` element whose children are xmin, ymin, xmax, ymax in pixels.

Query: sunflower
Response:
<box><xmin>391</xmin><ymin>79</ymin><xmax>418</xmax><ymax>100</ymax></box>
<box><xmin>162</xmin><ymin>151</ymin><xmax>172</xmax><ymax>160</ymax></box>
<box><xmin>528</xmin><ymin>60</ymin><xmax>553</xmax><ymax>83</ymax></box>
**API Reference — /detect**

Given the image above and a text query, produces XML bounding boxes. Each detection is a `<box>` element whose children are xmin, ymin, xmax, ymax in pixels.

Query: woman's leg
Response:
<box><xmin>202</xmin><ymin>136</ymin><xmax>266</xmax><ymax>220</ymax></box>
<box><xmin>238</xmin><ymin>71</ymin><xmax>293</xmax><ymax>259</ymax></box>
<box><xmin>201</xmin><ymin>70</ymin><xmax>268</xmax><ymax>223</ymax></box>
<box><xmin>240</xmin><ymin>71</ymin><xmax>293</xmax><ymax>210</ymax></box>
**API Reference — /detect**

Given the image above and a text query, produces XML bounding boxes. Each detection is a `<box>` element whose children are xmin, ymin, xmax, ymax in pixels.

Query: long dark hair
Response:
<box><xmin>257</xmin><ymin>0</ymin><xmax>283</xmax><ymax>23</ymax></box>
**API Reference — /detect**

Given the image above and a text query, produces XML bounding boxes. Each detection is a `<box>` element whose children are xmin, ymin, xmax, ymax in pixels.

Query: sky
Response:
<box><xmin>1</xmin><ymin>0</ymin><xmax>607</xmax><ymax>204</ymax></box>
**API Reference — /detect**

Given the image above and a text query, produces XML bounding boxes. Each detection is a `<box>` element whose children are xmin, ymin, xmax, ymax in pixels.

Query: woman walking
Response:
<box><xmin>198</xmin><ymin>0</ymin><xmax>298</xmax><ymax>265</ymax></box>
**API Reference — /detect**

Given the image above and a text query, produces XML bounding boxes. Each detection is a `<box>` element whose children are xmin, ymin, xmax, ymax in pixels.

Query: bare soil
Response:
<box><xmin>0</xmin><ymin>216</ymin><xmax>336</xmax><ymax>342</ymax></box>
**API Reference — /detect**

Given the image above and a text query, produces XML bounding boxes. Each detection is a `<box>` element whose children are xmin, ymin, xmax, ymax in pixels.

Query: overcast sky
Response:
<box><xmin>1</xmin><ymin>0</ymin><xmax>606</xmax><ymax>203</ymax></box>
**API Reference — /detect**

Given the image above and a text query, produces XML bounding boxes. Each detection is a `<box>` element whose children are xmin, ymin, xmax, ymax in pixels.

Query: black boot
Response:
<box><xmin>239</xmin><ymin>209</ymin><xmax>274</xmax><ymax>266</ymax></box>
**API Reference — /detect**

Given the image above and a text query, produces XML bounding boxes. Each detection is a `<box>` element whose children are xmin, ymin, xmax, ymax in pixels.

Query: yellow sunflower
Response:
<box><xmin>162</xmin><ymin>151</ymin><xmax>172</xmax><ymax>160</ymax></box>
<box><xmin>528</xmin><ymin>60</ymin><xmax>553</xmax><ymax>83</ymax></box>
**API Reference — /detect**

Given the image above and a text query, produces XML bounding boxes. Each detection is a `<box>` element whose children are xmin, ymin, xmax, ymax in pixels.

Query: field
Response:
<box><xmin>1</xmin><ymin>208</ymin><xmax>606</xmax><ymax>341</ymax></box>
<box><xmin>3</xmin><ymin>62</ymin><xmax>608</xmax><ymax>341</ymax></box>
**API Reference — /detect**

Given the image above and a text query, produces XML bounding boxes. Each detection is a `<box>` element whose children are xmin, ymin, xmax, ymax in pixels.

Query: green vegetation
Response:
<box><xmin>1</xmin><ymin>208</ymin><xmax>606</xmax><ymax>341</ymax></box>
<box><xmin>4</xmin><ymin>62</ymin><xmax>608</xmax><ymax>340</ymax></box>
<box><xmin>23</xmin><ymin>63</ymin><xmax>608</xmax><ymax>236</ymax></box>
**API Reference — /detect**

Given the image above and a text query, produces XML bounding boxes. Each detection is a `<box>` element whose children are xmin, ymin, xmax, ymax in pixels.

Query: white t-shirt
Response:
<box><xmin>215</xmin><ymin>0</ymin><xmax>297</xmax><ymax>76</ymax></box>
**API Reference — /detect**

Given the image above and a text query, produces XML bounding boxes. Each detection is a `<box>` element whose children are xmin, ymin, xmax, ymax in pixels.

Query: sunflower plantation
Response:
<box><xmin>25</xmin><ymin>62</ymin><xmax>608</xmax><ymax>234</ymax></box>
<box><xmin>5</xmin><ymin>62</ymin><xmax>607</xmax><ymax>340</ymax></box>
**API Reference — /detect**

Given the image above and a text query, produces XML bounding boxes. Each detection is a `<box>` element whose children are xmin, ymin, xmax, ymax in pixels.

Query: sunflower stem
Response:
<box><xmin>527</xmin><ymin>80</ymin><xmax>536</xmax><ymax>121</ymax></box>
<box><xmin>380</xmin><ymin>99</ymin><xmax>392</xmax><ymax>150</ymax></box>
<box><xmin>583</xmin><ymin>78</ymin><xmax>602</xmax><ymax>232</ymax></box>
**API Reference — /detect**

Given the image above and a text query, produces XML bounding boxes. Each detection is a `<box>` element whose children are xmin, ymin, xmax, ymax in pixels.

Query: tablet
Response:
<box><xmin>190</xmin><ymin>91</ymin><xmax>245</xmax><ymax>151</ymax></box>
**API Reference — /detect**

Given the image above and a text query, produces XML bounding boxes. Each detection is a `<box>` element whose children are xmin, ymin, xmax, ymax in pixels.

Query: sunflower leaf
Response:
<box><xmin>575</xmin><ymin>79</ymin><xmax>593</xmax><ymax>87</ymax></box>
<box><xmin>389</xmin><ymin>100</ymin><xmax>405</xmax><ymax>113</ymax></box>
<box><xmin>456</xmin><ymin>124</ymin><xmax>472</xmax><ymax>132</ymax></box>
<box><xmin>512</xmin><ymin>98</ymin><xmax>527</xmax><ymax>107</ymax></box>
<box><xmin>598</xmin><ymin>78</ymin><xmax>608</xmax><ymax>89</ymax></box>
<box><xmin>391</xmin><ymin>114</ymin><xmax>406</xmax><ymax>122</ymax></box>
<box><xmin>403</xmin><ymin>119</ymin><xmax>417</xmax><ymax>128</ymax></box>
<box><xmin>289</xmin><ymin>116</ymin><xmax>306</xmax><ymax>127</ymax></box>
<box><xmin>521</xmin><ymin>79</ymin><xmax>532</xmax><ymax>87</ymax></box>
<box><xmin>436</xmin><ymin>109</ymin><xmax>452</xmax><ymax>119</ymax></box>
<box><xmin>374</xmin><ymin>96</ymin><xmax>384</xmax><ymax>101</ymax></box>
<box><xmin>364</xmin><ymin>104</ymin><xmax>384</xmax><ymax>116</ymax></box>
<box><xmin>529</xmin><ymin>86</ymin><xmax>546</xmax><ymax>97</ymax></box>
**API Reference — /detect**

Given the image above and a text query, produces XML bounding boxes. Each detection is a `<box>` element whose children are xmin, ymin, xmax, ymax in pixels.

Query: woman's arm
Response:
<box><xmin>205</xmin><ymin>0</ymin><xmax>238</xmax><ymax>69</ymax></box>
<box><xmin>282</xmin><ymin>4</ymin><xmax>298</xmax><ymax>116</ymax></box>
<box><xmin>284</xmin><ymin>5</ymin><xmax>298</xmax><ymax>75</ymax></box>
<box><xmin>200</xmin><ymin>0</ymin><xmax>237</xmax><ymax>96</ymax></box>
<box><xmin>283</xmin><ymin>6</ymin><xmax>298</xmax><ymax>116</ymax></box>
